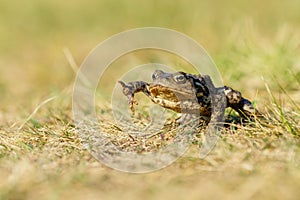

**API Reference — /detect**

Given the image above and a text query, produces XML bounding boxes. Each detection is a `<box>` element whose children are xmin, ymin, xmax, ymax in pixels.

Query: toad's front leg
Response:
<box><xmin>118</xmin><ymin>80</ymin><xmax>150</xmax><ymax>113</ymax></box>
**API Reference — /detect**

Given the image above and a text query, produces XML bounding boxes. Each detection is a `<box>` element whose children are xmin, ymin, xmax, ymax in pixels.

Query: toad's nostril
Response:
<box><xmin>152</xmin><ymin>70</ymin><xmax>164</xmax><ymax>80</ymax></box>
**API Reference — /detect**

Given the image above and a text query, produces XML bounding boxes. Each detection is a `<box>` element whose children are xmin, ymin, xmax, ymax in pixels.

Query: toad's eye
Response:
<box><xmin>174</xmin><ymin>74</ymin><xmax>186</xmax><ymax>83</ymax></box>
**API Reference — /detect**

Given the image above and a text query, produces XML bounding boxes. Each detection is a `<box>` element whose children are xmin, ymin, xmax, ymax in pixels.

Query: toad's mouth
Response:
<box><xmin>147</xmin><ymin>84</ymin><xmax>195</xmax><ymax>103</ymax></box>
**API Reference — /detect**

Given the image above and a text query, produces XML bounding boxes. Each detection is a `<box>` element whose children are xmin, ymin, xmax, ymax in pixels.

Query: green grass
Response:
<box><xmin>0</xmin><ymin>0</ymin><xmax>300</xmax><ymax>199</ymax></box>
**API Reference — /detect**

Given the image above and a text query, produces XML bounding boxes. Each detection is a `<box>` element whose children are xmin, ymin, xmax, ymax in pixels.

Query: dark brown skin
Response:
<box><xmin>118</xmin><ymin>70</ymin><xmax>260</xmax><ymax>121</ymax></box>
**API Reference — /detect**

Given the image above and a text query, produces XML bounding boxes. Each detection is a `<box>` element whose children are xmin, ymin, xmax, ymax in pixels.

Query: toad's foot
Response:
<box><xmin>118</xmin><ymin>80</ymin><xmax>149</xmax><ymax>114</ymax></box>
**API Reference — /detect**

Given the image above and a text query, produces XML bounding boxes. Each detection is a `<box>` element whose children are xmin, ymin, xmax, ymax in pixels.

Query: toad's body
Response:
<box><xmin>119</xmin><ymin>70</ymin><xmax>259</xmax><ymax>120</ymax></box>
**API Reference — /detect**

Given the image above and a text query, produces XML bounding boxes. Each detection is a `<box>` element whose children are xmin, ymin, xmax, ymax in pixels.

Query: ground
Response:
<box><xmin>0</xmin><ymin>0</ymin><xmax>300</xmax><ymax>200</ymax></box>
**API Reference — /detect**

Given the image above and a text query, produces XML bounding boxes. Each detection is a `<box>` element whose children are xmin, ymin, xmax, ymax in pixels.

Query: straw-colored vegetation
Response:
<box><xmin>0</xmin><ymin>0</ymin><xmax>299</xmax><ymax>199</ymax></box>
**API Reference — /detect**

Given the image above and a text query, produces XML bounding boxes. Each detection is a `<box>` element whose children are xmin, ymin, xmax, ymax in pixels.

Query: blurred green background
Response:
<box><xmin>0</xmin><ymin>0</ymin><xmax>299</xmax><ymax>107</ymax></box>
<box><xmin>0</xmin><ymin>1</ymin><xmax>299</xmax><ymax>199</ymax></box>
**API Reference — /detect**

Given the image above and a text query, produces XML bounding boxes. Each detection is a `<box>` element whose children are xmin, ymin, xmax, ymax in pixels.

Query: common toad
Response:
<box><xmin>119</xmin><ymin>70</ymin><xmax>260</xmax><ymax>122</ymax></box>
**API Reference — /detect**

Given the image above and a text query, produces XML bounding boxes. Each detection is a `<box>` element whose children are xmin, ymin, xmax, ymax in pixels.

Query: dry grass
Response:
<box><xmin>0</xmin><ymin>92</ymin><xmax>299</xmax><ymax>200</ymax></box>
<box><xmin>0</xmin><ymin>0</ymin><xmax>300</xmax><ymax>199</ymax></box>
